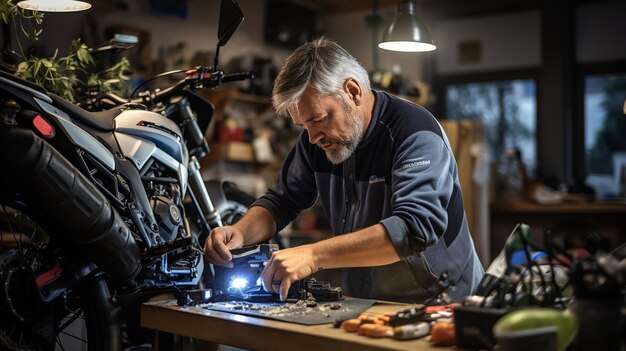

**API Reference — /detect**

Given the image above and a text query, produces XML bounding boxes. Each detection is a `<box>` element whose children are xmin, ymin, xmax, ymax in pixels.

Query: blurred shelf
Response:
<box><xmin>491</xmin><ymin>200</ymin><xmax>626</xmax><ymax>214</ymax></box>
<box><xmin>235</xmin><ymin>92</ymin><xmax>271</xmax><ymax>105</ymax></box>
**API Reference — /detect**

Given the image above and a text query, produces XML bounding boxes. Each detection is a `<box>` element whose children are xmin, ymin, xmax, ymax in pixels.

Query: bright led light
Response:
<box><xmin>230</xmin><ymin>277</ymin><xmax>248</xmax><ymax>289</ymax></box>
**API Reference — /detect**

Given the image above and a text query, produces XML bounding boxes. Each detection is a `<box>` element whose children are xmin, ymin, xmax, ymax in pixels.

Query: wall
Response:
<box><xmin>576</xmin><ymin>1</ymin><xmax>626</xmax><ymax>63</ymax></box>
<box><xmin>434</xmin><ymin>11</ymin><xmax>541</xmax><ymax>74</ymax></box>
<box><xmin>94</xmin><ymin>0</ymin><xmax>293</xmax><ymax>72</ymax></box>
<box><xmin>322</xmin><ymin>5</ymin><xmax>431</xmax><ymax>86</ymax></box>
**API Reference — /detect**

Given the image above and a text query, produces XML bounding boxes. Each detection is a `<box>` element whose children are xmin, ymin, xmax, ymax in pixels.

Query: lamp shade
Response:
<box><xmin>378</xmin><ymin>0</ymin><xmax>436</xmax><ymax>52</ymax></box>
<box><xmin>17</xmin><ymin>0</ymin><xmax>91</xmax><ymax>12</ymax></box>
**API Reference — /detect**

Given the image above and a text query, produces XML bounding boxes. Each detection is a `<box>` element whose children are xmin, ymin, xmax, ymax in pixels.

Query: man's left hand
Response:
<box><xmin>261</xmin><ymin>245</ymin><xmax>318</xmax><ymax>301</ymax></box>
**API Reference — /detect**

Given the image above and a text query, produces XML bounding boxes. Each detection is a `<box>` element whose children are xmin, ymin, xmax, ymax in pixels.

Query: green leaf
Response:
<box><xmin>76</xmin><ymin>46</ymin><xmax>94</xmax><ymax>66</ymax></box>
<box><xmin>76</xmin><ymin>48</ymin><xmax>87</xmax><ymax>63</ymax></box>
<box><xmin>33</xmin><ymin>60</ymin><xmax>41</xmax><ymax>76</ymax></box>
<box><xmin>104</xmin><ymin>79</ymin><xmax>121</xmax><ymax>85</ymax></box>
<box><xmin>34</xmin><ymin>12</ymin><xmax>43</xmax><ymax>24</ymax></box>
<box><xmin>18</xmin><ymin>70</ymin><xmax>31</xmax><ymax>79</ymax></box>
<box><xmin>87</xmin><ymin>74</ymin><xmax>99</xmax><ymax>86</ymax></box>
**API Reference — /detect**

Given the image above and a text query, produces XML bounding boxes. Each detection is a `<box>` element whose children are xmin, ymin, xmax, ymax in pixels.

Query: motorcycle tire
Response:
<box><xmin>221</xmin><ymin>182</ymin><xmax>255</xmax><ymax>225</ymax></box>
<box><xmin>0</xmin><ymin>202</ymin><xmax>122</xmax><ymax>351</ymax></box>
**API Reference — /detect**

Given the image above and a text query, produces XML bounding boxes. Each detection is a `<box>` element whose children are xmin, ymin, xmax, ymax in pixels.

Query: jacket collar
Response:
<box><xmin>358</xmin><ymin>90</ymin><xmax>387</xmax><ymax>149</ymax></box>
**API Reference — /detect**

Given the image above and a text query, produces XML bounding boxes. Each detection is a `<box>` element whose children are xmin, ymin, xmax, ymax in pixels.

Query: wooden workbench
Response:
<box><xmin>141</xmin><ymin>299</ymin><xmax>444</xmax><ymax>351</ymax></box>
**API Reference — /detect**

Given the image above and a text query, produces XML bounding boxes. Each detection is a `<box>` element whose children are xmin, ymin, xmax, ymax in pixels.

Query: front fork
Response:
<box><xmin>187</xmin><ymin>155</ymin><xmax>223</xmax><ymax>231</ymax></box>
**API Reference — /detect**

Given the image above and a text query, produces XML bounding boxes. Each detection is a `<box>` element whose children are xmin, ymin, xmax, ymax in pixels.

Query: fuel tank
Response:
<box><xmin>114</xmin><ymin>109</ymin><xmax>189</xmax><ymax>166</ymax></box>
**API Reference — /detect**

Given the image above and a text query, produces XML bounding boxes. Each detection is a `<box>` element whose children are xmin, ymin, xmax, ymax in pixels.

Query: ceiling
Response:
<box><xmin>309</xmin><ymin>0</ymin><xmax>619</xmax><ymax>19</ymax></box>
<box><xmin>86</xmin><ymin>0</ymin><xmax>545</xmax><ymax>19</ymax></box>
<box><xmin>87</xmin><ymin>0</ymin><xmax>610</xmax><ymax>18</ymax></box>
<box><xmin>301</xmin><ymin>0</ymin><xmax>541</xmax><ymax>18</ymax></box>
<box><xmin>86</xmin><ymin>0</ymin><xmax>402</xmax><ymax>16</ymax></box>
<box><xmin>305</xmin><ymin>0</ymin><xmax>399</xmax><ymax>15</ymax></box>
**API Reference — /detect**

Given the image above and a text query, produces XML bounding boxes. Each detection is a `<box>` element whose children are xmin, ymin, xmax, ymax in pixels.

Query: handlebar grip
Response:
<box><xmin>221</xmin><ymin>72</ymin><xmax>254</xmax><ymax>83</ymax></box>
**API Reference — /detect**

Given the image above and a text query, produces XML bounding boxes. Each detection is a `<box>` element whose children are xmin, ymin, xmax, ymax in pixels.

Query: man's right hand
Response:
<box><xmin>204</xmin><ymin>226</ymin><xmax>245</xmax><ymax>268</ymax></box>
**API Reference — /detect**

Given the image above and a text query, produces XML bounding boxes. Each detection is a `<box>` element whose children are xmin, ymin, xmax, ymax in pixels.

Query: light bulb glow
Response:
<box><xmin>17</xmin><ymin>0</ymin><xmax>91</xmax><ymax>12</ymax></box>
<box><xmin>378</xmin><ymin>41</ymin><xmax>436</xmax><ymax>52</ymax></box>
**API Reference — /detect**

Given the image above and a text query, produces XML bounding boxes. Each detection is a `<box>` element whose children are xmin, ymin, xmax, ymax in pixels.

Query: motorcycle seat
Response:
<box><xmin>48</xmin><ymin>93</ymin><xmax>123</xmax><ymax>132</ymax></box>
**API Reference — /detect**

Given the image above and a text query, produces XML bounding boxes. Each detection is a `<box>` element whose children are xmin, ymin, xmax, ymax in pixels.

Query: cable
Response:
<box><xmin>518</xmin><ymin>231</ymin><xmax>549</xmax><ymax>305</ymax></box>
<box><xmin>129</xmin><ymin>69</ymin><xmax>186</xmax><ymax>99</ymax></box>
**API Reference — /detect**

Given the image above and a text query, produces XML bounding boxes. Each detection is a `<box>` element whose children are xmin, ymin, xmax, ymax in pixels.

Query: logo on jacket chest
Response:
<box><xmin>402</xmin><ymin>159</ymin><xmax>431</xmax><ymax>169</ymax></box>
<box><xmin>368</xmin><ymin>175</ymin><xmax>386</xmax><ymax>184</ymax></box>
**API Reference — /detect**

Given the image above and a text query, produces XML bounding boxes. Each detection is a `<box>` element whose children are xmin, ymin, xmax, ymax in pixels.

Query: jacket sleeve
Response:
<box><xmin>252</xmin><ymin>133</ymin><xmax>318</xmax><ymax>233</ymax></box>
<box><xmin>379</xmin><ymin>130</ymin><xmax>456</xmax><ymax>258</ymax></box>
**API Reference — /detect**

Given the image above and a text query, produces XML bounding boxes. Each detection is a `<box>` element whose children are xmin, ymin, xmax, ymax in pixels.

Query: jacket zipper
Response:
<box><xmin>342</xmin><ymin>154</ymin><xmax>357</xmax><ymax>233</ymax></box>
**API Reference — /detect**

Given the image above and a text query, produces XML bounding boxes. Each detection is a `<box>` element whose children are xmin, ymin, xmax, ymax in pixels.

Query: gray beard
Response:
<box><xmin>323</xmin><ymin>109</ymin><xmax>364</xmax><ymax>165</ymax></box>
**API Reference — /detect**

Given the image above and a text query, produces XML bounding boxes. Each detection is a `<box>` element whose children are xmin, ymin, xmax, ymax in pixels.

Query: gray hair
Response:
<box><xmin>271</xmin><ymin>37</ymin><xmax>371</xmax><ymax>118</ymax></box>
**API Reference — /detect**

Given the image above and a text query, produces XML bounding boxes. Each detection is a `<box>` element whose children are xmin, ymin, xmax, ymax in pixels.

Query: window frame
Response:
<box><xmin>574</xmin><ymin>59</ymin><xmax>626</xmax><ymax>182</ymax></box>
<box><xmin>435</xmin><ymin>68</ymin><xmax>541</xmax><ymax>172</ymax></box>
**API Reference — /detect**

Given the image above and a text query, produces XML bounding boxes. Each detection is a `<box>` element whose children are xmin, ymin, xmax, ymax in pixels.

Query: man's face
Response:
<box><xmin>289</xmin><ymin>87</ymin><xmax>365</xmax><ymax>164</ymax></box>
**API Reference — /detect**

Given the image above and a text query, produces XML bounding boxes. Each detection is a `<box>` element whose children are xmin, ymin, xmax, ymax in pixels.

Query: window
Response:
<box><xmin>445</xmin><ymin>79</ymin><xmax>537</xmax><ymax>176</ymax></box>
<box><xmin>583</xmin><ymin>73</ymin><xmax>626</xmax><ymax>198</ymax></box>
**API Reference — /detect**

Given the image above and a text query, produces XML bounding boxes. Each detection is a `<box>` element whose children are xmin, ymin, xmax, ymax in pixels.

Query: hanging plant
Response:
<box><xmin>15</xmin><ymin>39</ymin><xmax>92</xmax><ymax>102</ymax></box>
<box><xmin>1</xmin><ymin>0</ymin><xmax>132</xmax><ymax>103</ymax></box>
<box><xmin>0</xmin><ymin>0</ymin><xmax>44</xmax><ymax>37</ymax></box>
<box><xmin>0</xmin><ymin>0</ymin><xmax>44</xmax><ymax>50</ymax></box>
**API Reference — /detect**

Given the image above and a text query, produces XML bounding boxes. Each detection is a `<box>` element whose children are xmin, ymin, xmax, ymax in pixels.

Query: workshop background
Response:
<box><xmin>6</xmin><ymin>0</ymin><xmax>626</xmax><ymax>266</ymax></box>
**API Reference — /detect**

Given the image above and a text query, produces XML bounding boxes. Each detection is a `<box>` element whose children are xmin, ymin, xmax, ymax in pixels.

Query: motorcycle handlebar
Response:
<box><xmin>221</xmin><ymin>72</ymin><xmax>254</xmax><ymax>83</ymax></box>
<box><xmin>100</xmin><ymin>69</ymin><xmax>254</xmax><ymax>109</ymax></box>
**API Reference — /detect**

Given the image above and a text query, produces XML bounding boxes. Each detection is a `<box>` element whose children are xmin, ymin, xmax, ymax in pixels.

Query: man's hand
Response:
<box><xmin>204</xmin><ymin>226</ymin><xmax>245</xmax><ymax>268</ymax></box>
<box><xmin>261</xmin><ymin>245</ymin><xmax>319</xmax><ymax>301</ymax></box>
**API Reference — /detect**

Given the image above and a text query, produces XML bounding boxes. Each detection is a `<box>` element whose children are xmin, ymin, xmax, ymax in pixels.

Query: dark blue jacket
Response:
<box><xmin>254</xmin><ymin>90</ymin><xmax>484</xmax><ymax>302</ymax></box>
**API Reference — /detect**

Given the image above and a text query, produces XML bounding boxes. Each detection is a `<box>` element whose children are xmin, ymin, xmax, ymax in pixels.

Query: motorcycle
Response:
<box><xmin>75</xmin><ymin>18</ymin><xmax>256</xmax><ymax>238</ymax></box>
<box><xmin>0</xmin><ymin>0</ymin><xmax>251</xmax><ymax>349</ymax></box>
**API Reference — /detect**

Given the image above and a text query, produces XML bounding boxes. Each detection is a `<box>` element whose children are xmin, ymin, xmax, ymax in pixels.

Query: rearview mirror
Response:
<box><xmin>218</xmin><ymin>0</ymin><xmax>244</xmax><ymax>48</ymax></box>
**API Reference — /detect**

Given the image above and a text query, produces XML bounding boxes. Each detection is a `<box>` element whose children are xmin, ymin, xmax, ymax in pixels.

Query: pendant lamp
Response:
<box><xmin>378</xmin><ymin>0</ymin><xmax>435</xmax><ymax>52</ymax></box>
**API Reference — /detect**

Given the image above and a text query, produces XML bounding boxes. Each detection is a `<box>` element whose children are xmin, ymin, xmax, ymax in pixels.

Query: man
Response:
<box><xmin>205</xmin><ymin>37</ymin><xmax>484</xmax><ymax>302</ymax></box>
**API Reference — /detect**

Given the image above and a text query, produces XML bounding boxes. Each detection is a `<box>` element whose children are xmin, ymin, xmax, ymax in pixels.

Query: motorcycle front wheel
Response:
<box><xmin>221</xmin><ymin>182</ymin><xmax>255</xmax><ymax>225</ymax></box>
<box><xmin>0</xmin><ymin>203</ymin><xmax>122</xmax><ymax>351</ymax></box>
